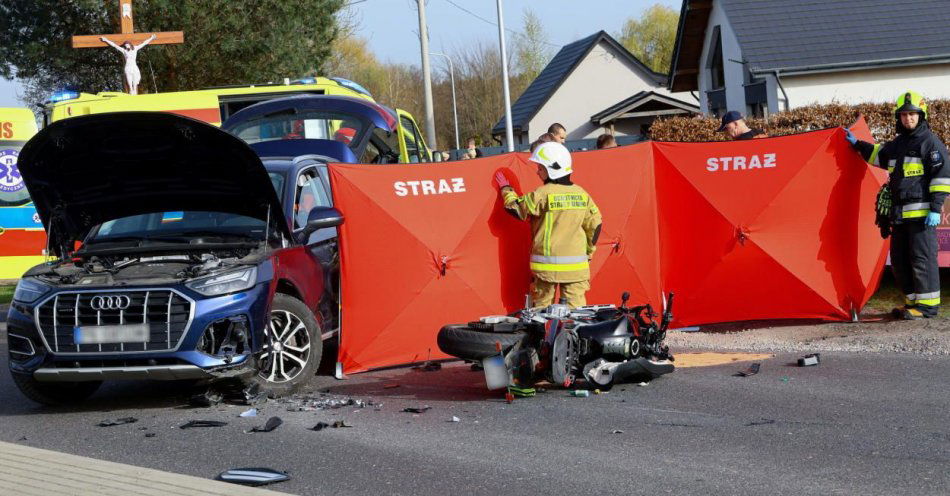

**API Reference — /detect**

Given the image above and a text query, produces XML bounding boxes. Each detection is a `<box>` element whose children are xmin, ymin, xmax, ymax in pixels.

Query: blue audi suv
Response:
<box><xmin>6</xmin><ymin>112</ymin><xmax>343</xmax><ymax>405</ymax></box>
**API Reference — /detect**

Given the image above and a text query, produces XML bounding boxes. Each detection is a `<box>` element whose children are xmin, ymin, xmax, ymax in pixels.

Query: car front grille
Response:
<box><xmin>36</xmin><ymin>290</ymin><xmax>193</xmax><ymax>354</ymax></box>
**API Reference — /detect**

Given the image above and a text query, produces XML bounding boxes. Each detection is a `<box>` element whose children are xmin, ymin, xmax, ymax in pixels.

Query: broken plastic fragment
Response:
<box><xmin>611</xmin><ymin>430</ymin><xmax>624</xmax><ymax>434</ymax></box>
<box><xmin>189</xmin><ymin>389</ymin><xmax>223</xmax><ymax>408</ymax></box>
<box><xmin>145</xmin><ymin>433</ymin><xmax>156</xmax><ymax>438</ymax></box>
<box><xmin>97</xmin><ymin>417</ymin><xmax>138</xmax><ymax>427</ymax></box>
<box><xmin>216</xmin><ymin>468</ymin><xmax>290</xmax><ymax>487</ymax></box>
<box><xmin>250</xmin><ymin>417</ymin><xmax>283</xmax><ymax>433</ymax></box>
<box><xmin>798</xmin><ymin>353</ymin><xmax>820</xmax><ymax>367</ymax></box>
<box><xmin>332</xmin><ymin>420</ymin><xmax>351</xmax><ymax>428</ymax></box>
<box><xmin>179</xmin><ymin>420</ymin><xmax>228</xmax><ymax>429</ymax></box>
<box><xmin>402</xmin><ymin>406</ymin><xmax>431</xmax><ymax>414</ymax></box>
<box><xmin>239</xmin><ymin>383</ymin><xmax>265</xmax><ymax>405</ymax></box>
<box><xmin>239</xmin><ymin>408</ymin><xmax>258</xmax><ymax>418</ymax></box>
<box><xmin>735</xmin><ymin>363</ymin><xmax>761</xmax><ymax>377</ymax></box>
<box><xmin>449</xmin><ymin>416</ymin><xmax>461</xmax><ymax>423</ymax></box>
<box><xmin>413</xmin><ymin>361</ymin><xmax>442</xmax><ymax>372</ymax></box>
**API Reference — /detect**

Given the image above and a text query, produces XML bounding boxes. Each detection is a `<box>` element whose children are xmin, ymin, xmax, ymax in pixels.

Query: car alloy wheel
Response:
<box><xmin>259</xmin><ymin>309</ymin><xmax>312</xmax><ymax>383</ymax></box>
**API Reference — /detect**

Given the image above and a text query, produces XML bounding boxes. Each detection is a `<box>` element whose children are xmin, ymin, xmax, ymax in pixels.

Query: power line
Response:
<box><xmin>441</xmin><ymin>0</ymin><xmax>560</xmax><ymax>48</ymax></box>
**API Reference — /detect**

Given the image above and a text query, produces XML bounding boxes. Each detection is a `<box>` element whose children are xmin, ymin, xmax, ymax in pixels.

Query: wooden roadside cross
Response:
<box><xmin>71</xmin><ymin>0</ymin><xmax>184</xmax><ymax>94</ymax></box>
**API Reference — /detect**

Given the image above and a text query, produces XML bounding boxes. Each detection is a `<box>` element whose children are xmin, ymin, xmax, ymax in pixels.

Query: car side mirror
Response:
<box><xmin>300</xmin><ymin>206</ymin><xmax>344</xmax><ymax>241</ymax></box>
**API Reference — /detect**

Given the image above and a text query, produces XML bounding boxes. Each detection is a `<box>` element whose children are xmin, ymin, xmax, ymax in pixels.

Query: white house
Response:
<box><xmin>492</xmin><ymin>31</ymin><xmax>699</xmax><ymax>147</ymax></box>
<box><xmin>668</xmin><ymin>0</ymin><xmax>950</xmax><ymax>117</ymax></box>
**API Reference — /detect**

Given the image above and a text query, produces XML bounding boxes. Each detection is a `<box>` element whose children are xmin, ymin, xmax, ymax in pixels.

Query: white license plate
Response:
<box><xmin>74</xmin><ymin>324</ymin><xmax>150</xmax><ymax>344</ymax></box>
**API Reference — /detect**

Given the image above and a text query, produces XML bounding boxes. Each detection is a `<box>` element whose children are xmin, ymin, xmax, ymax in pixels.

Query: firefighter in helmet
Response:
<box><xmin>845</xmin><ymin>91</ymin><xmax>950</xmax><ymax>319</ymax></box>
<box><xmin>493</xmin><ymin>142</ymin><xmax>602</xmax><ymax>308</ymax></box>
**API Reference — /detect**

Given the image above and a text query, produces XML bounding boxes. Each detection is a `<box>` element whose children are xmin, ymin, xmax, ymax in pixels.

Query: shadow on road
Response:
<box><xmin>314</xmin><ymin>361</ymin><xmax>498</xmax><ymax>403</ymax></box>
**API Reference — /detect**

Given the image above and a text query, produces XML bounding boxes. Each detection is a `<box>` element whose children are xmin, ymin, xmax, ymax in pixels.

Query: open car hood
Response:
<box><xmin>18</xmin><ymin>112</ymin><xmax>292</xmax><ymax>255</ymax></box>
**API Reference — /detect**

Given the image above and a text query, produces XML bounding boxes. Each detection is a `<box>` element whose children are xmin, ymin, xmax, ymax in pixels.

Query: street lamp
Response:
<box><xmin>416</xmin><ymin>0</ymin><xmax>437</xmax><ymax>150</ymax></box>
<box><xmin>429</xmin><ymin>51</ymin><xmax>460</xmax><ymax>151</ymax></box>
<box><xmin>495</xmin><ymin>0</ymin><xmax>515</xmax><ymax>152</ymax></box>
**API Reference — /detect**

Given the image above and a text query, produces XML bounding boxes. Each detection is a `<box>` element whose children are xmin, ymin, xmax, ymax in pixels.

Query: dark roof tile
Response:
<box><xmin>722</xmin><ymin>0</ymin><xmax>950</xmax><ymax>72</ymax></box>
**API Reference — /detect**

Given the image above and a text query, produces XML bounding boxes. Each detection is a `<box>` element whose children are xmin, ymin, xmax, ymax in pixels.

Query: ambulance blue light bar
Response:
<box><xmin>329</xmin><ymin>77</ymin><xmax>372</xmax><ymax>98</ymax></box>
<box><xmin>48</xmin><ymin>90</ymin><xmax>80</xmax><ymax>103</ymax></box>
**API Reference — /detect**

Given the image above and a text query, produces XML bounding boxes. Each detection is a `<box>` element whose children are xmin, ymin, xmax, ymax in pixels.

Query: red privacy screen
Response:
<box><xmin>330</xmin><ymin>121</ymin><xmax>886</xmax><ymax>373</ymax></box>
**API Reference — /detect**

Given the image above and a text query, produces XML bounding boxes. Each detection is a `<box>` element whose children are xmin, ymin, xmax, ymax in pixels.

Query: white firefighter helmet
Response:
<box><xmin>529</xmin><ymin>142</ymin><xmax>573</xmax><ymax>180</ymax></box>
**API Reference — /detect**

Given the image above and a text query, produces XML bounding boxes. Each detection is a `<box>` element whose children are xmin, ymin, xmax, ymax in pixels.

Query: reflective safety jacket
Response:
<box><xmin>854</xmin><ymin>122</ymin><xmax>950</xmax><ymax>221</ymax></box>
<box><xmin>502</xmin><ymin>182</ymin><xmax>602</xmax><ymax>283</ymax></box>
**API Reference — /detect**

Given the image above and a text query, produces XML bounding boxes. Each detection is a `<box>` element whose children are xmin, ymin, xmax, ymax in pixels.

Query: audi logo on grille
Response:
<box><xmin>90</xmin><ymin>295</ymin><xmax>132</xmax><ymax>311</ymax></box>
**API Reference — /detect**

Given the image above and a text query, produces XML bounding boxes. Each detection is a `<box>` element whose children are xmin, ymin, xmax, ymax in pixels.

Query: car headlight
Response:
<box><xmin>13</xmin><ymin>278</ymin><xmax>49</xmax><ymax>304</ymax></box>
<box><xmin>186</xmin><ymin>267</ymin><xmax>258</xmax><ymax>296</ymax></box>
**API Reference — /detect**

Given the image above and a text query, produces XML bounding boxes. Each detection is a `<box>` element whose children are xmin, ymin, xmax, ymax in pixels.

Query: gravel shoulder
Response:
<box><xmin>667</xmin><ymin>313</ymin><xmax>950</xmax><ymax>355</ymax></box>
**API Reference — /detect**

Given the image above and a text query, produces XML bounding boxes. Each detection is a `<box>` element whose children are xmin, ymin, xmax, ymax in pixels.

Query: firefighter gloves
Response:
<box><xmin>927</xmin><ymin>211</ymin><xmax>941</xmax><ymax>227</ymax></box>
<box><xmin>844</xmin><ymin>128</ymin><xmax>857</xmax><ymax>145</ymax></box>
<box><xmin>493</xmin><ymin>171</ymin><xmax>511</xmax><ymax>190</ymax></box>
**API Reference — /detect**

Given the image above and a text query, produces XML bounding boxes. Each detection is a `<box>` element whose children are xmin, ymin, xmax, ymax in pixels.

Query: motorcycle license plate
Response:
<box><xmin>74</xmin><ymin>324</ymin><xmax>150</xmax><ymax>344</ymax></box>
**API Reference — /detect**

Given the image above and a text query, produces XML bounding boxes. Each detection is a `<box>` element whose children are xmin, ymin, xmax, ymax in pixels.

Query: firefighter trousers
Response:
<box><xmin>532</xmin><ymin>278</ymin><xmax>590</xmax><ymax>308</ymax></box>
<box><xmin>891</xmin><ymin>221</ymin><xmax>941</xmax><ymax>316</ymax></box>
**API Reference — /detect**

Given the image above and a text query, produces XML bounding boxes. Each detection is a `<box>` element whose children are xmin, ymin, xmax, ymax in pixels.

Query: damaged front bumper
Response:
<box><xmin>6</xmin><ymin>282</ymin><xmax>270</xmax><ymax>384</ymax></box>
<box><xmin>31</xmin><ymin>356</ymin><xmax>257</xmax><ymax>382</ymax></box>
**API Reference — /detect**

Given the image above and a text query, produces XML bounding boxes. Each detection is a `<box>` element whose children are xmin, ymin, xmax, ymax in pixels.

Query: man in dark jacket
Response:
<box><xmin>845</xmin><ymin>90</ymin><xmax>950</xmax><ymax>319</ymax></box>
<box><xmin>718</xmin><ymin>111</ymin><xmax>767</xmax><ymax>140</ymax></box>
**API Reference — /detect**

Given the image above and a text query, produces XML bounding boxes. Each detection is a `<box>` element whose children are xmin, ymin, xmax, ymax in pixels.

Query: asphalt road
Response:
<box><xmin>0</xmin><ymin>350</ymin><xmax>948</xmax><ymax>496</ymax></box>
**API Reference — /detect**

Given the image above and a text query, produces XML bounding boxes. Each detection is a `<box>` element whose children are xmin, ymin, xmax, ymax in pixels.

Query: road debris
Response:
<box><xmin>179</xmin><ymin>420</ymin><xmax>228</xmax><ymax>429</ymax></box>
<box><xmin>279</xmin><ymin>394</ymin><xmax>372</xmax><ymax>412</ymax></box>
<box><xmin>570</xmin><ymin>390</ymin><xmax>590</xmax><ymax>397</ymax></box>
<box><xmin>611</xmin><ymin>429</ymin><xmax>624</xmax><ymax>434</ymax></box>
<box><xmin>448</xmin><ymin>416</ymin><xmax>461</xmax><ymax>422</ymax></box>
<box><xmin>145</xmin><ymin>433</ymin><xmax>156</xmax><ymax>438</ymax></box>
<box><xmin>402</xmin><ymin>406</ymin><xmax>432</xmax><ymax>414</ymax></box>
<box><xmin>798</xmin><ymin>353</ymin><xmax>821</xmax><ymax>367</ymax></box>
<box><xmin>735</xmin><ymin>363</ymin><xmax>761</xmax><ymax>377</ymax></box>
<box><xmin>97</xmin><ymin>417</ymin><xmax>138</xmax><ymax>427</ymax></box>
<box><xmin>413</xmin><ymin>361</ymin><xmax>442</xmax><ymax>372</ymax></box>
<box><xmin>239</xmin><ymin>408</ymin><xmax>258</xmax><ymax>418</ymax></box>
<box><xmin>216</xmin><ymin>468</ymin><xmax>290</xmax><ymax>487</ymax></box>
<box><xmin>189</xmin><ymin>389</ymin><xmax>223</xmax><ymax>408</ymax></box>
<box><xmin>250</xmin><ymin>417</ymin><xmax>283</xmax><ymax>433</ymax></box>
<box><xmin>311</xmin><ymin>420</ymin><xmax>352</xmax><ymax>431</ymax></box>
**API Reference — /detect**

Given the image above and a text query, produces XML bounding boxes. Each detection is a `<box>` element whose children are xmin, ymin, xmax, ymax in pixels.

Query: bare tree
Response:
<box><xmin>513</xmin><ymin>8</ymin><xmax>552</xmax><ymax>82</ymax></box>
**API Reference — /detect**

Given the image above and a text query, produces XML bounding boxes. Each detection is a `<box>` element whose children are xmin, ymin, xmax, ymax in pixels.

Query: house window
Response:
<box><xmin>748</xmin><ymin>103</ymin><xmax>767</xmax><ymax>119</ymax></box>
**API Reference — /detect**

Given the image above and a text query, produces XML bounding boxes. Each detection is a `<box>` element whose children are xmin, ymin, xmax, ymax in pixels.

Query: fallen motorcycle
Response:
<box><xmin>437</xmin><ymin>292</ymin><xmax>675</xmax><ymax>391</ymax></box>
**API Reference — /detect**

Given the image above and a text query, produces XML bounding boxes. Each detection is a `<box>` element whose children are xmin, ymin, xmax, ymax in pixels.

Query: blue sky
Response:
<box><xmin>0</xmin><ymin>0</ymin><xmax>681</xmax><ymax>107</ymax></box>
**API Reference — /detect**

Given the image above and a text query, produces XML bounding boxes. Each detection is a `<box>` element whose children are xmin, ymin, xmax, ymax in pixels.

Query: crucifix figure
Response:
<box><xmin>99</xmin><ymin>34</ymin><xmax>155</xmax><ymax>95</ymax></box>
<box><xmin>71</xmin><ymin>0</ymin><xmax>184</xmax><ymax>95</ymax></box>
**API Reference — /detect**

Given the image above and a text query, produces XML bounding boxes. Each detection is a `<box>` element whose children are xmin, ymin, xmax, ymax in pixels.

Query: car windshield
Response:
<box><xmin>88</xmin><ymin>211</ymin><xmax>266</xmax><ymax>244</ymax></box>
<box><xmin>230</xmin><ymin>110</ymin><xmax>368</xmax><ymax>150</ymax></box>
<box><xmin>269</xmin><ymin>172</ymin><xmax>284</xmax><ymax>197</ymax></box>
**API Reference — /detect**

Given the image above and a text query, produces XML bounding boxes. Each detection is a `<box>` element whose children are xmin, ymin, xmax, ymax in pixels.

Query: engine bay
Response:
<box><xmin>27</xmin><ymin>248</ymin><xmax>265</xmax><ymax>287</ymax></box>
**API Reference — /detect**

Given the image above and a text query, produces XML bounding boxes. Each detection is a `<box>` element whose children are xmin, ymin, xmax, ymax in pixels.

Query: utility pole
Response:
<box><xmin>495</xmin><ymin>0</ymin><xmax>514</xmax><ymax>152</ymax></box>
<box><xmin>417</xmin><ymin>0</ymin><xmax>437</xmax><ymax>150</ymax></box>
<box><xmin>430</xmin><ymin>52</ymin><xmax>459</xmax><ymax>151</ymax></box>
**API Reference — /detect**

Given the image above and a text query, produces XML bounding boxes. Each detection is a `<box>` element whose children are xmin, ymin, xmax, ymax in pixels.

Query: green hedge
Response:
<box><xmin>650</xmin><ymin>101</ymin><xmax>950</xmax><ymax>144</ymax></box>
